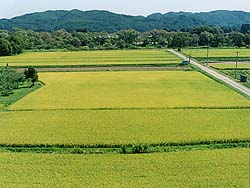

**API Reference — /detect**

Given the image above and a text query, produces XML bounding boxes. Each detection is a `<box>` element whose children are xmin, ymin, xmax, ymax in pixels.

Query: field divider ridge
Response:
<box><xmin>7</xmin><ymin>106</ymin><xmax>250</xmax><ymax>112</ymax></box>
<box><xmin>0</xmin><ymin>139</ymin><xmax>249</xmax><ymax>155</ymax></box>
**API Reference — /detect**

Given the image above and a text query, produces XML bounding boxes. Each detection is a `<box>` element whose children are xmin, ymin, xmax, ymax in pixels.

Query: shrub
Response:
<box><xmin>131</xmin><ymin>144</ymin><xmax>148</xmax><ymax>154</ymax></box>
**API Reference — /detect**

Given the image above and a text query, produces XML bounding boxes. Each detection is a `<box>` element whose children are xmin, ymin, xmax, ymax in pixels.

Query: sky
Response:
<box><xmin>0</xmin><ymin>0</ymin><xmax>250</xmax><ymax>19</ymax></box>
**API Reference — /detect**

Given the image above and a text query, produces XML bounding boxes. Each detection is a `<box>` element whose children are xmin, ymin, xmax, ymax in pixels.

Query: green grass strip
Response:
<box><xmin>0</xmin><ymin>83</ymin><xmax>43</xmax><ymax>109</ymax></box>
<box><xmin>0</xmin><ymin>139</ymin><xmax>248</xmax><ymax>155</ymax></box>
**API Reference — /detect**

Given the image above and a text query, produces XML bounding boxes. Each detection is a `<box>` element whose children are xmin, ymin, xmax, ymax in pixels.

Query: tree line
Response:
<box><xmin>0</xmin><ymin>25</ymin><xmax>250</xmax><ymax>57</ymax></box>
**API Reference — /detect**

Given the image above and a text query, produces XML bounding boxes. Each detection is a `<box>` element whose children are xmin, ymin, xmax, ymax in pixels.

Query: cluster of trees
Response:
<box><xmin>0</xmin><ymin>67</ymin><xmax>23</xmax><ymax>96</ymax></box>
<box><xmin>0</xmin><ymin>25</ymin><xmax>250</xmax><ymax>56</ymax></box>
<box><xmin>0</xmin><ymin>67</ymin><xmax>38</xmax><ymax>96</ymax></box>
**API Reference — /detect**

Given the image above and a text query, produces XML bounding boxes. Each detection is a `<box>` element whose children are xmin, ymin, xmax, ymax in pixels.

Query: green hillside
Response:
<box><xmin>0</xmin><ymin>10</ymin><xmax>249</xmax><ymax>32</ymax></box>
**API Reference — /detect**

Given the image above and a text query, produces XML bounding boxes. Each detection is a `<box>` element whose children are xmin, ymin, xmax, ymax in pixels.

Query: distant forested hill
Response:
<box><xmin>0</xmin><ymin>9</ymin><xmax>249</xmax><ymax>32</ymax></box>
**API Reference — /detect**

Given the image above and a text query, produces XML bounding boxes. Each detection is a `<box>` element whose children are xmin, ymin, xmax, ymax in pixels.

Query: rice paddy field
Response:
<box><xmin>1</xmin><ymin>50</ymin><xmax>250</xmax><ymax>187</ymax></box>
<box><xmin>0</xmin><ymin>50</ymin><xmax>181</xmax><ymax>67</ymax></box>
<box><xmin>0</xmin><ymin>149</ymin><xmax>248</xmax><ymax>188</ymax></box>
<box><xmin>183</xmin><ymin>48</ymin><xmax>250</xmax><ymax>58</ymax></box>
<box><xmin>0</xmin><ymin>109</ymin><xmax>249</xmax><ymax>145</ymax></box>
<box><xmin>9</xmin><ymin>71</ymin><xmax>250</xmax><ymax>110</ymax></box>
<box><xmin>209</xmin><ymin>62</ymin><xmax>250</xmax><ymax>69</ymax></box>
<box><xmin>182</xmin><ymin>48</ymin><xmax>250</xmax><ymax>62</ymax></box>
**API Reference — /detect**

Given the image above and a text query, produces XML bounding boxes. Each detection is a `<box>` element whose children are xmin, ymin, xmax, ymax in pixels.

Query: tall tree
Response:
<box><xmin>0</xmin><ymin>38</ymin><xmax>12</xmax><ymax>56</ymax></box>
<box><xmin>229</xmin><ymin>32</ymin><xmax>245</xmax><ymax>47</ymax></box>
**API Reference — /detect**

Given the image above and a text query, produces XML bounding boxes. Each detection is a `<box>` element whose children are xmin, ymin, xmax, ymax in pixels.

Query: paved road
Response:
<box><xmin>168</xmin><ymin>49</ymin><xmax>250</xmax><ymax>97</ymax></box>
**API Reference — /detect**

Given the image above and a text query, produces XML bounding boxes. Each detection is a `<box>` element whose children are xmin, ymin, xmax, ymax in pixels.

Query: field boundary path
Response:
<box><xmin>16</xmin><ymin>66</ymin><xmax>190</xmax><ymax>72</ymax></box>
<box><xmin>168</xmin><ymin>49</ymin><xmax>250</xmax><ymax>97</ymax></box>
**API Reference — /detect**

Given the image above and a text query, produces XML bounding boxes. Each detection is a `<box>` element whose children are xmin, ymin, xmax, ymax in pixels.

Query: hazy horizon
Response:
<box><xmin>0</xmin><ymin>0</ymin><xmax>250</xmax><ymax>19</ymax></box>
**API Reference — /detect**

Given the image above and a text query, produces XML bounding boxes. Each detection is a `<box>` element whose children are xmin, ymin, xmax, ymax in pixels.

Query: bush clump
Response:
<box><xmin>131</xmin><ymin>144</ymin><xmax>148</xmax><ymax>154</ymax></box>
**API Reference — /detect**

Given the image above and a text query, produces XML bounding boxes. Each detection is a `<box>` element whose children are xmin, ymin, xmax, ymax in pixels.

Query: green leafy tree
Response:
<box><xmin>199</xmin><ymin>31</ymin><xmax>214</xmax><ymax>46</ymax></box>
<box><xmin>73</xmin><ymin>32</ymin><xmax>93</xmax><ymax>46</ymax></box>
<box><xmin>0</xmin><ymin>38</ymin><xmax>12</xmax><ymax>56</ymax></box>
<box><xmin>9</xmin><ymin>29</ymin><xmax>30</xmax><ymax>53</ymax></box>
<box><xmin>170</xmin><ymin>32</ymin><xmax>190</xmax><ymax>48</ymax></box>
<box><xmin>24</xmin><ymin>68</ymin><xmax>38</xmax><ymax>87</ymax></box>
<box><xmin>229</xmin><ymin>32</ymin><xmax>245</xmax><ymax>47</ymax></box>
<box><xmin>117</xmin><ymin>29</ymin><xmax>140</xmax><ymax>44</ymax></box>
<box><xmin>0</xmin><ymin>67</ymin><xmax>24</xmax><ymax>96</ymax></box>
<box><xmin>244</xmin><ymin>34</ymin><xmax>250</xmax><ymax>46</ymax></box>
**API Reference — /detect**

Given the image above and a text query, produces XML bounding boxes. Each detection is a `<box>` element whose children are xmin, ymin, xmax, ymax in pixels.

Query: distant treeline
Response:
<box><xmin>0</xmin><ymin>25</ymin><xmax>250</xmax><ymax>56</ymax></box>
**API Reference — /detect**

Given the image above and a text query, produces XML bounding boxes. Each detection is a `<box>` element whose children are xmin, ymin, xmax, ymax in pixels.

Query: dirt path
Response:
<box><xmin>168</xmin><ymin>49</ymin><xmax>250</xmax><ymax>97</ymax></box>
<box><xmin>16</xmin><ymin>66</ymin><xmax>190</xmax><ymax>72</ymax></box>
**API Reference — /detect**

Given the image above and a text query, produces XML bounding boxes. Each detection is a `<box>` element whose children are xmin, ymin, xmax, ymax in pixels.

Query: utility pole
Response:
<box><xmin>206</xmin><ymin>45</ymin><xmax>209</xmax><ymax>66</ymax></box>
<box><xmin>235</xmin><ymin>51</ymin><xmax>239</xmax><ymax>79</ymax></box>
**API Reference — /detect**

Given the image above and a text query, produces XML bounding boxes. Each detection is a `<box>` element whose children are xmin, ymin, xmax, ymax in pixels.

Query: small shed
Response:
<box><xmin>240</xmin><ymin>74</ymin><xmax>248</xmax><ymax>83</ymax></box>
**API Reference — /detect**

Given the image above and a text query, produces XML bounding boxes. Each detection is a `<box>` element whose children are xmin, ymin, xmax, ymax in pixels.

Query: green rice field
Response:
<box><xmin>3</xmin><ymin>71</ymin><xmax>250</xmax><ymax>146</ymax></box>
<box><xmin>183</xmin><ymin>48</ymin><xmax>250</xmax><ymax>58</ymax></box>
<box><xmin>0</xmin><ymin>50</ymin><xmax>181</xmax><ymax>67</ymax></box>
<box><xmin>182</xmin><ymin>48</ymin><xmax>250</xmax><ymax>62</ymax></box>
<box><xmin>9</xmin><ymin>71</ymin><xmax>250</xmax><ymax>110</ymax></box>
<box><xmin>209</xmin><ymin>62</ymin><xmax>250</xmax><ymax>69</ymax></box>
<box><xmin>0</xmin><ymin>109</ymin><xmax>249</xmax><ymax>145</ymax></box>
<box><xmin>0</xmin><ymin>149</ymin><xmax>248</xmax><ymax>188</ymax></box>
<box><xmin>1</xmin><ymin>50</ymin><xmax>249</xmax><ymax>187</ymax></box>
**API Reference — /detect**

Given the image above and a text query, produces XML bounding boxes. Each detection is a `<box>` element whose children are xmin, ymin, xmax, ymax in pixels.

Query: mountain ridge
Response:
<box><xmin>0</xmin><ymin>9</ymin><xmax>249</xmax><ymax>32</ymax></box>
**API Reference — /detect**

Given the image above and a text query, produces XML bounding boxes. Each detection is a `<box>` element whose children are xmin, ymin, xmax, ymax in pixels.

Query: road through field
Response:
<box><xmin>168</xmin><ymin>49</ymin><xmax>250</xmax><ymax>97</ymax></box>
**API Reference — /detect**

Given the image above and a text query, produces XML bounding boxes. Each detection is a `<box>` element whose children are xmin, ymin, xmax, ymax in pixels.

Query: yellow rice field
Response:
<box><xmin>0</xmin><ymin>149</ymin><xmax>248</xmax><ymax>188</ymax></box>
<box><xmin>0</xmin><ymin>50</ymin><xmax>181</xmax><ymax>67</ymax></box>
<box><xmin>210</xmin><ymin>62</ymin><xmax>250</xmax><ymax>69</ymax></box>
<box><xmin>182</xmin><ymin>48</ymin><xmax>250</xmax><ymax>58</ymax></box>
<box><xmin>0</xmin><ymin>109</ymin><xmax>249</xmax><ymax>145</ymax></box>
<box><xmin>9</xmin><ymin>71</ymin><xmax>250</xmax><ymax>110</ymax></box>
